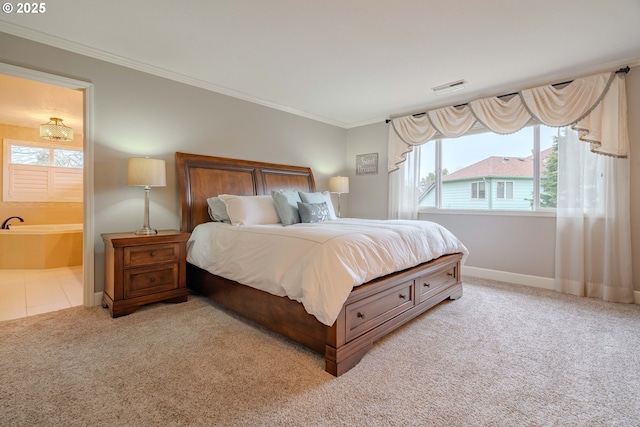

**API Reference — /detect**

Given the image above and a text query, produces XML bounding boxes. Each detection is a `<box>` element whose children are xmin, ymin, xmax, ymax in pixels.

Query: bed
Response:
<box><xmin>176</xmin><ymin>152</ymin><xmax>466</xmax><ymax>376</ymax></box>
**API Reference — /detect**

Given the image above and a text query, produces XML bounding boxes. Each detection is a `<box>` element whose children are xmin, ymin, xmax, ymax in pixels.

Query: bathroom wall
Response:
<box><xmin>0</xmin><ymin>123</ymin><xmax>83</xmax><ymax>225</ymax></box>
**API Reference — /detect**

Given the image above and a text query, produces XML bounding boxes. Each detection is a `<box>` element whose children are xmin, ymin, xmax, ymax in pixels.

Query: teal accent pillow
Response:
<box><xmin>298</xmin><ymin>191</ymin><xmax>325</xmax><ymax>204</ymax></box>
<box><xmin>297</xmin><ymin>201</ymin><xmax>331</xmax><ymax>223</ymax></box>
<box><xmin>271</xmin><ymin>190</ymin><xmax>302</xmax><ymax>226</ymax></box>
<box><xmin>207</xmin><ymin>197</ymin><xmax>231</xmax><ymax>223</ymax></box>
<box><xmin>300</xmin><ymin>191</ymin><xmax>337</xmax><ymax>219</ymax></box>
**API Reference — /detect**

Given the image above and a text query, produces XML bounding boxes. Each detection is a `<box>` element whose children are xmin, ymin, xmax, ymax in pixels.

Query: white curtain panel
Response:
<box><xmin>555</xmin><ymin>129</ymin><xmax>633</xmax><ymax>303</ymax></box>
<box><xmin>388</xmin><ymin>125</ymin><xmax>419</xmax><ymax>219</ymax></box>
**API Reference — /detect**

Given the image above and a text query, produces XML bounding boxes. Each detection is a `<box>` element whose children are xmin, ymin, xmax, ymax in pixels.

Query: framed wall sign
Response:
<box><xmin>356</xmin><ymin>152</ymin><xmax>378</xmax><ymax>175</ymax></box>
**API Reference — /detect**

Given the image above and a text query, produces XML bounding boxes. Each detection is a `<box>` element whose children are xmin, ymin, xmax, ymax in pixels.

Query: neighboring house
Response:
<box><xmin>420</xmin><ymin>148</ymin><xmax>553</xmax><ymax>210</ymax></box>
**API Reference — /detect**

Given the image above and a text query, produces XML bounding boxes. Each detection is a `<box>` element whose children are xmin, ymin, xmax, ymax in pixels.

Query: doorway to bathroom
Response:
<box><xmin>0</xmin><ymin>64</ymin><xmax>94</xmax><ymax>321</ymax></box>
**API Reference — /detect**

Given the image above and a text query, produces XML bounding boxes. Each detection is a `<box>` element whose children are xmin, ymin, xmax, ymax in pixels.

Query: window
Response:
<box><xmin>418</xmin><ymin>125</ymin><xmax>559</xmax><ymax>211</ymax></box>
<box><xmin>496</xmin><ymin>181</ymin><xmax>514</xmax><ymax>199</ymax></box>
<box><xmin>3</xmin><ymin>139</ymin><xmax>83</xmax><ymax>202</ymax></box>
<box><xmin>471</xmin><ymin>181</ymin><xmax>486</xmax><ymax>199</ymax></box>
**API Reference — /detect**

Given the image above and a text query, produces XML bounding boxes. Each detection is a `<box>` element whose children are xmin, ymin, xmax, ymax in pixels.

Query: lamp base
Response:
<box><xmin>135</xmin><ymin>226</ymin><xmax>158</xmax><ymax>235</ymax></box>
<box><xmin>136</xmin><ymin>186</ymin><xmax>157</xmax><ymax>235</ymax></box>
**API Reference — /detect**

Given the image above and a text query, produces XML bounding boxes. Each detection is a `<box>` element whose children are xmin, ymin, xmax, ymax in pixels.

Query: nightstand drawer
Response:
<box><xmin>124</xmin><ymin>264</ymin><xmax>179</xmax><ymax>298</ymax></box>
<box><xmin>124</xmin><ymin>243</ymin><xmax>180</xmax><ymax>267</ymax></box>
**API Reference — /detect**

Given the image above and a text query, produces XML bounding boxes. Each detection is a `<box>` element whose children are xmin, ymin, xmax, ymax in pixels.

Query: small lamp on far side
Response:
<box><xmin>329</xmin><ymin>176</ymin><xmax>349</xmax><ymax>218</ymax></box>
<box><xmin>128</xmin><ymin>157</ymin><xmax>166</xmax><ymax>235</ymax></box>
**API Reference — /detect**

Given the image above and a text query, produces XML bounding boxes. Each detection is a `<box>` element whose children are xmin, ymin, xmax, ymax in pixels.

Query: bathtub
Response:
<box><xmin>0</xmin><ymin>223</ymin><xmax>83</xmax><ymax>269</ymax></box>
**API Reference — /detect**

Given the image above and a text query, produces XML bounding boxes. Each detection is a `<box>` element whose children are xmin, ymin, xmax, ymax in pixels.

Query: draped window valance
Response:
<box><xmin>388</xmin><ymin>70</ymin><xmax>629</xmax><ymax>172</ymax></box>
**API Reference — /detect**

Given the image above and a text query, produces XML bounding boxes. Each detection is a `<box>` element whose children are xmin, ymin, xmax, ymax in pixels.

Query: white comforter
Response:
<box><xmin>187</xmin><ymin>218</ymin><xmax>468</xmax><ymax>326</ymax></box>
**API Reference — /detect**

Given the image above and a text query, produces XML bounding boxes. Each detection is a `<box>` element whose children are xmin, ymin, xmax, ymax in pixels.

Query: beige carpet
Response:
<box><xmin>1</xmin><ymin>276</ymin><xmax>639</xmax><ymax>426</ymax></box>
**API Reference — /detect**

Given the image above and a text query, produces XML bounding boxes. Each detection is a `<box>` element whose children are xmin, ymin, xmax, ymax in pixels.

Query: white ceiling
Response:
<box><xmin>1</xmin><ymin>0</ymin><xmax>640</xmax><ymax>129</ymax></box>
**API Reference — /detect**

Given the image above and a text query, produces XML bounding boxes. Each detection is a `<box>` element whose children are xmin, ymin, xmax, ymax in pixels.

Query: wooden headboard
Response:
<box><xmin>176</xmin><ymin>152</ymin><xmax>316</xmax><ymax>232</ymax></box>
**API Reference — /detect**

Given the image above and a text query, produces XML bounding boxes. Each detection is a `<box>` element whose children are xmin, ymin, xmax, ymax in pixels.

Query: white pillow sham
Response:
<box><xmin>321</xmin><ymin>191</ymin><xmax>338</xmax><ymax>220</ymax></box>
<box><xmin>218</xmin><ymin>194</ymin><xmax>281</xmax><ymax>226</ymax></box>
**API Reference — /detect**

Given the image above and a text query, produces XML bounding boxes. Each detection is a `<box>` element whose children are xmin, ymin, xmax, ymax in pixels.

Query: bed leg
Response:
<box><xmin>448</xmin><ymin>283</ymin><xmax>463</xmax><ymax>300</ymax></box>
<box><xmin>325</xmin><ymin>343</ymin><xmax>373</xmax><ymax>376</ymax></box>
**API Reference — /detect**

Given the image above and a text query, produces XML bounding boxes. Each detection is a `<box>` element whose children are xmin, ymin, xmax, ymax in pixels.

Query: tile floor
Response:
<box><xmin>0</xmin><ymin>266</ymin><xmax>83</xmax><ymax>321</ymax></box>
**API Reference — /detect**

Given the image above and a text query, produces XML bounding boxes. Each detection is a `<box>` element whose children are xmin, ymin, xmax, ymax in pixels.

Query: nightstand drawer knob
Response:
<box><xmin>150</xmin><ymin>251</ymin><xmax>156</xmax><ymax>257</ymax></box>
<box><xmin>150</xmin><ymin>277</ymin><xmax>156</xmax><ymax>283</ymax></box>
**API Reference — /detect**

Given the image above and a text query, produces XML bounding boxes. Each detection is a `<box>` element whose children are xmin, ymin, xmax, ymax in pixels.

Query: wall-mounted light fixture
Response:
<box><xmin>40</xmin><ymin>117</ymin><xmax>74</xmax><ymax>141</ymax></box>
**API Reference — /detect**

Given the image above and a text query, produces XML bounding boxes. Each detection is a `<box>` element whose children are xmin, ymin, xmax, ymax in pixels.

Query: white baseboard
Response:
<box><xmin>462</xmin><ymin>266</ymin><xmax>640</xmax><ymax>305</ymax></box>
<box><xmin>462</xmin><ymin>266</ymin><xmax>555</xmax><ymax>290</ymax></box>
<box><xmin>94</xmin><ymin>292</ymin><xmax>103</xmax><ymax>306</ymax></box>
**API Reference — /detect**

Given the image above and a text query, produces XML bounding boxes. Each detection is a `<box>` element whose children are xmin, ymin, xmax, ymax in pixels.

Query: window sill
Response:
<box><xmin>418</xmin><ymin>208</ymin><xmax>557</xmax><ymax>218</ymax></box>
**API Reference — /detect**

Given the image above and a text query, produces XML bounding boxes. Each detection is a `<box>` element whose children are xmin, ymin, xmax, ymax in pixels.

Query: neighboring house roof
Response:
<box><xmin>443</xmin><ymin>147</ymin><xmax>553</xmax><ymax>181</ymax></box>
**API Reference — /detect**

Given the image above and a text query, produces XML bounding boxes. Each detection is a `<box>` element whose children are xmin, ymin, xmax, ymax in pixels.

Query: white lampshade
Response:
<box><xmin>330</xmin><ymin>176</ymin><xmax>349</xmax><ymax>194</ymax></box>
<box><xmin>127</xmin><ymin>158</ymin><xmax>166</xmax><ymax>187</ymax></box>
<box><xmin>127</xmin><ymin>157</ymin><xmax>166</xmax><ymax>235</ymax></box>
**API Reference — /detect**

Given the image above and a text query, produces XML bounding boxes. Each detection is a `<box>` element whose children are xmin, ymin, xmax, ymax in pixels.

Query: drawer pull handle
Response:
<box><xmin>423</xmin><ymin>283</ymin><xmax>430</xmax><ymax>288</ymax></box>
<box><xmin>447</xmin><ymin>272</ymin><xmax>453</xmax><ymax>276</ymax></box>
<box><xmin>150</xmin><ymin>251</ymin><xmax>156</xmax><ymax>257</ymax></box>
<box><xmin>399</xmin><ymin>294</ymin><xmax>407</xmax><ymax>299</ymax></box>
<box><xmin>150</xmin><ymin>278</ymin><xmax>156</xmax><ymax>283</ymax></box>
<box><xmin>357</xmin><ymin>312</ymin><xmax>365</xmax><ymax>319</ymax></box>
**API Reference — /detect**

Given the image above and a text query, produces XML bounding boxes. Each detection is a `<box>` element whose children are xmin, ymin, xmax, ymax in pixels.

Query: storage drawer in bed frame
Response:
<box><xmin>326</xmin><ymin>254</ymin><xmax>462</xmax><ymax>375</ymax></box>
<box><xmin>345</xmin><ymin>279</ymin><xmax>415</xmax><ymax>341</ymax></box>
<box><xmin>343</xmin><ymin>259</ymin><xmax>460</xmax><ymax>342</ymax></box>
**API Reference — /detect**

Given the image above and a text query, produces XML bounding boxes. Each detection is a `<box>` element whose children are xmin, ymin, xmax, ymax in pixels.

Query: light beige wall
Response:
<box><xmin>344</xmin><ymin>122</ymin><xmax>389</xmax><ymax>219</ymax></box>
<box><xmin>0</xmin><ymin>123</ymin><xmax>83</xmax><ymax>225</ymax></box>
<box><xmin>0</xmin><ymin>32</ymin><xmax>347</xmax><ymax>292</ymax></box>
<box><xmin>346</xmin><ymin>65</ymin><xmax>640</xmax><ymax>289</ymax></box>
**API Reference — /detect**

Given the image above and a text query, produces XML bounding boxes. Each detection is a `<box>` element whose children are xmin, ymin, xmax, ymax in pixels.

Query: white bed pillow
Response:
<box><xmin>218</xmin><ymin>194</ymin><xmax>281</xmax><ymax>226</ymax></box>
<box><xmin>321</xmin><ymin>191</ymin><xmax>338</xmax><ymax>220</ymax></box>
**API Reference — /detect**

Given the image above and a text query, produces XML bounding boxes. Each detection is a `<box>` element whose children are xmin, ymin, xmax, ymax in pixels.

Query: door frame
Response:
<box><xmin>0</xmin><ymin>62</ymin><xmax>95</xmax><ymax>306</ymax></box>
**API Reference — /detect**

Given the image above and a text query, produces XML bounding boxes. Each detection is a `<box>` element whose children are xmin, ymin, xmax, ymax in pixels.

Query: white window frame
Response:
<box><xmin>496</xmin><ymin>181</ymin><xmax>514</xmax><ymax>200</ymax></box>
<box><xmin>420</xmin><ymin>124</ymin><xmax>556</xmax><ymax>215</ymax></box>
<box><xmin>2</xmin><ymin>138</ymin><xmax>83</xmax><ymax>202</ymax></box>
<box><xmin>470</xmin><ymin>181</ymin><xmax>486</xmax><ymax>199</ymax></box>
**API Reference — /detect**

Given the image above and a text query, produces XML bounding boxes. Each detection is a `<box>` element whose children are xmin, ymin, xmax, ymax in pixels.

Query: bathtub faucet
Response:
<box><xmin>1</xmin><ymin>216</ymin><xmax>24</xmax><ymax>229</ymax></box>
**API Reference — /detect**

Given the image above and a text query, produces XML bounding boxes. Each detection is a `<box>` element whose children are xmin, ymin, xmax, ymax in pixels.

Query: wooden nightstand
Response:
<box><xmin>102</xmin><ymin>230</ymin><xmax>190</xmax><ymax>318</ymax></box>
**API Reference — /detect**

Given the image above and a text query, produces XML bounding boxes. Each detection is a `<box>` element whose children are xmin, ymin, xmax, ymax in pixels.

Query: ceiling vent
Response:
<box><xmin>432</xmin><ymin>79</ymin><xmax>468</xmax><ymax>95</ymax></box>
